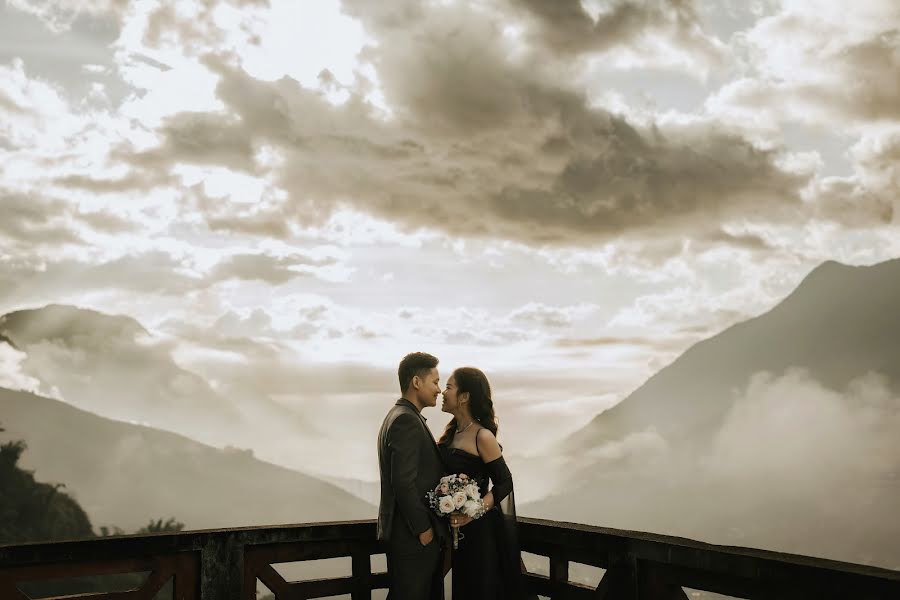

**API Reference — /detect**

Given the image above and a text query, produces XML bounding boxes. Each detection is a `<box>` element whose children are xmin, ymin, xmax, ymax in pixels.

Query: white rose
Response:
<box><xmin>439</xmin><ymin>496</ymin><xmax>455</xmax><ymax>514</ymax></box>
<box><xmin>452</xmin><ymin>491</ymin><xmax>467</xmax><ymax>509</ymax></box>
<box><xmin>464</xmin><ymin>483</ymin><xmax>480</xmax><ymax>499</ymax></box>
<box><xmin>462</xmin><ymin>500</ymin><xmax>481</xmax><ymax>518</ymax></box>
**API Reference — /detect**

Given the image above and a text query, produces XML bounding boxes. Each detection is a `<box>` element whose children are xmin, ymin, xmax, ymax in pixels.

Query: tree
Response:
<box><xmin>0</xmin><ymin>422</ymin><xmax>94</xmax><ymax>544</ymax></box>
<box><xmin>136</xmin><ymin>517</ymin><xmax>185</xmax><ymax>534</ymax></box>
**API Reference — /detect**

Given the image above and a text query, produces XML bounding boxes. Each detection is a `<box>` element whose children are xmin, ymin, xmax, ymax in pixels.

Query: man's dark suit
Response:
<box><xmin>378</xmin><ymin>398</ymin><xmax>447</xmax><ymax>600</ymax></box>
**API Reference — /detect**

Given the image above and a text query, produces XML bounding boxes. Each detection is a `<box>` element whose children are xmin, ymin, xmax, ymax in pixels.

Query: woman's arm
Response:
<box><xmin>478</xmin><ymin>428</ymin><xmax>510</xmax><ymax>509</ymax></box>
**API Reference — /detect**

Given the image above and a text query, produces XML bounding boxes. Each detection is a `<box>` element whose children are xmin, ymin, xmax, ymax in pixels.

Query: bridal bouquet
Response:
<box><xmin>426</xmin><ymin>473</ymin><xmax>484</xmax><ymax>549</ymax></box>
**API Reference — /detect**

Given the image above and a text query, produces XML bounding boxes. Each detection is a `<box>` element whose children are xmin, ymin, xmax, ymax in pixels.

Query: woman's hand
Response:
<box><xmin>449</xmin><ymin>514</ymin><xmax>474</xmax><ymax>528</ymax></box>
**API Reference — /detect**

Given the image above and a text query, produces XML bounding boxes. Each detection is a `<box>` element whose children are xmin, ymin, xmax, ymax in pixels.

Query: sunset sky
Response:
<box><xmin>1</xmin><ymin>0</ymin><xmax>898</xmax><ymax>472</ymax></box>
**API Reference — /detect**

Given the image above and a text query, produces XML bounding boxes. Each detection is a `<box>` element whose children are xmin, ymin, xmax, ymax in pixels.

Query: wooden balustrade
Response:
<box><xmin>1</xmin><ymin>518</ymin><xmax>898</xmax><ymax>599</ymax></box>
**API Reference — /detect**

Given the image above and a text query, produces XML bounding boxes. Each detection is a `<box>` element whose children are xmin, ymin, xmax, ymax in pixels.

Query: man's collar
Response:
<box><xmin>396</xmin><ymin>397</ymin><xmax>427</xmax><ymax>421</ymax></box>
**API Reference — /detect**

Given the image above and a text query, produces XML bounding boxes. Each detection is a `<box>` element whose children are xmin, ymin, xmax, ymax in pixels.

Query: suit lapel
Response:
<box><xmin>396</xmin><ymin>398</ymin><xmax>445</xmax><ymax>464</ymax></box>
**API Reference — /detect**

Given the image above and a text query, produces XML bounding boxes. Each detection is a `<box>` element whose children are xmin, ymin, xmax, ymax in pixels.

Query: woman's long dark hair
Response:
<box><xmin>438</xmin><ymin>367</ymin><xmax>498</xmax><ymax>445</ymax></box>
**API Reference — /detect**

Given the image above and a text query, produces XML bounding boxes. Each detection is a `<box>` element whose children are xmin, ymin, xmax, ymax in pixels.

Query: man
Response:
<box><xmin>378</xmin><ymin>352</ymin><xmax>448</xmax><ymax>599</ymax></box>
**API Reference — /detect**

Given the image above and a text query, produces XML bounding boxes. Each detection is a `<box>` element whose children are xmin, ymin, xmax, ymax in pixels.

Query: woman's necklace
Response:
<box><xmin>455</xmin><ymin>420</ymin><xmax>474</xmax><ymax>434</ymax></box>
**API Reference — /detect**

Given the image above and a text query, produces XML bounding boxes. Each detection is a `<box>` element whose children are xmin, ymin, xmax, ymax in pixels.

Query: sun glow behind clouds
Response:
<box><xmin>235</xmin><ymin>0</ymin><xmax>384</xmax><ymax>109</ymax></box>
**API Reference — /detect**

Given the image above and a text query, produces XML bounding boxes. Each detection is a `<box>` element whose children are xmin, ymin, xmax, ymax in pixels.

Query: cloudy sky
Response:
<box><xmin>1</xmin><ymin>0</ymin><xmax>899</xmax><ymax>478</ymax></box>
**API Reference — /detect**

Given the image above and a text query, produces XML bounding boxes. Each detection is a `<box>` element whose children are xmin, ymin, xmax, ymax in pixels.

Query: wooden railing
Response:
<box><xmin>1</xmin><ymin>518</ymin><xmax>899</xmax><ymax>599</ymax></box>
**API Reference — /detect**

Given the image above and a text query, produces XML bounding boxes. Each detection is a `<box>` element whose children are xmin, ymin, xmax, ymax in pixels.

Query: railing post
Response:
<box><xmin>351</xmin><ymin>550</ymin><xmax>371</xmax><ymax>600</ymax></box>
<box><xmin>199</xmin><ymin>533</ymin><xmax>243</xmax><ymax>600</ymax></box>
<box><xmin>603</xmin><ymin>551</ymin><xmax>639</xmax><ymax>600</ymax></box>
<box><xmin>549</xmin><ymin>548</ymin><xmax>569</xmax><ymax>599</ymax></box>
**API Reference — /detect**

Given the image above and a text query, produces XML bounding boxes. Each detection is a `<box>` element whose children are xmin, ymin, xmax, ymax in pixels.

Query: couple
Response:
<box><xmin>377</xmin><ymin>352</ymin><xmax>527</xmax><ymax>599</ymax></box>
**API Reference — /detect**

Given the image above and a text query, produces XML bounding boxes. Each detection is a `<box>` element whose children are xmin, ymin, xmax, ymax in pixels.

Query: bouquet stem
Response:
<box><xmin>452</xmin><ymin>527</ymin><xmax>459</xmax><ymax>550</ymax></box>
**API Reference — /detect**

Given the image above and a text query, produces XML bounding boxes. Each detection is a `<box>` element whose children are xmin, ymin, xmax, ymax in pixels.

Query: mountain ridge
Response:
<box><xmin>0</xmin><ymin>386</ymin><xmax>373</xmax><ymax>531</ymax></box>
<box><xmin>565</xmin><ymin>257</ymin><xmax>900</xmax><ymax>451</ymax></box>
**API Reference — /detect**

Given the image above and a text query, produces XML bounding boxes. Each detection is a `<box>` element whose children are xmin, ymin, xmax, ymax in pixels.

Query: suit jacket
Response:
<box><xmin>377</xmin><ymin>398</ymin><xmax>447</xmax><ymax>544</ymax></box>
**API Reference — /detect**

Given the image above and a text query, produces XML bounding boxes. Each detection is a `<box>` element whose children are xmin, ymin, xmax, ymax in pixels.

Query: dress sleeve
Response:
<box><xmin>485</xmin><ymin>455</ymin><xmax>533</xmax><ymax>598</ymax></box>
<box><xmin>485</xmin><ymin>455</ymin><xmax>513</xmax><ymax>505</ymax></box>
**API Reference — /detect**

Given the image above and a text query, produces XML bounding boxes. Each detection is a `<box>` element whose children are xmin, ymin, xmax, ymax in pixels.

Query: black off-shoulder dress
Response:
<box><xmin>439</xmin><ymin>430</ymin><xmax>527</xmax><ymax>599</ymax></box>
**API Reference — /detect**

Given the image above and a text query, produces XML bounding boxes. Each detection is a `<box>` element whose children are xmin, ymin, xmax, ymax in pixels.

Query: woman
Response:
<box><xmin>438</xmin><ymin>367</ymin><xmax>527</xmax><ymax>599</ymax></box>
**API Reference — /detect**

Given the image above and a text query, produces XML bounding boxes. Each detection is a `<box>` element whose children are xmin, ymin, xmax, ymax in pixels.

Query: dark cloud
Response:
<box><xmin>554</xmin><ymin>335</ymin><xmax>665</xmax><ymax>349</ymax></box>
<box><xmin>0</xmin><ymin>193</ymin><xmax>83</xmax><ymax>245</ymax></box>
<box><xmin>704</xmin><ymin>229</ymin><xmax>773</xmax><ymax>251</ymax></box>
<box><xmin>1</xmin><ymin>191</ymin><xmax>136</xmax><ymax>247</ymax></box>
<box><xmin>0</xmin><ymin>250</ymin><xmax>199</xmax><ymax>304</ymax></box>
<box><xmin>784</xmin><ymin>26</ymin><xmax>900</xmax><ymax>123</ymax></box>
<box><xmin>54</xmin><ymin>171</ymin><xmax>173</xmax><ymax>194</ymax></box>
<box><xmin>123</xmin><ymin>15</ymin><xmax>804</xmax><ymax>248</ymax></box>
<box><xmin>75</xmin><ymin>209</ymin><xmax>136</xmax><ymax>234</ymax></box>
<box><xmin>123</xmin><ymin>111</ymin><xmax>257</xmax><ymax>173</ymax></box>
<box><xmin>206</xmin><ymin>252</ymin><xmax>336</xmax><ymax>285</ymax></box>
<box><xmin>182</xmin><ymin>182</ymin><xmax>293</xmax><ymax>239</ymax></box>
<box><xmin>509</xmin><ymin>303</ymin><xmax>582</xmax><ymax>328</ymax></box>
<box><xmin>509</xmin><ymin>0</ymin><xmax>725</xmax><ymax>66</ymax></box>
<box><xmin>827</xmin><ymin>30</ymin><xmax>900</xmax><ymax>121</ymax></box>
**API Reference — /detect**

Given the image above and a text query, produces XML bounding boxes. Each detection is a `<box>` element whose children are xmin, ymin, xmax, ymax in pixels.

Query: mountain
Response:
<box><xmin>526</xmin><ymin>259</ymin><xmax>900</xmax><ymax>570</ymax></box>
<box><xmin>0</xmin><ymin>387</ymin><xmax>373</xmax><ymax>531</ymax></box>
<box><xmin>0</xmin><ymin>304</ymin><xmax>319</xmax><ymax>455</ymax></box>
<box><xmin>564</xmin><ymin>259</ymin><xmax>900</xmax><ymax>453</ymax></box>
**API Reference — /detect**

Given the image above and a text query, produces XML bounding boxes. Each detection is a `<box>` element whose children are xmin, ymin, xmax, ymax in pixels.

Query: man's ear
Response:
<box><xmin>411</xmin><ymin>375</ymin><xmax>421</xmax><ymax>390</ymax></box>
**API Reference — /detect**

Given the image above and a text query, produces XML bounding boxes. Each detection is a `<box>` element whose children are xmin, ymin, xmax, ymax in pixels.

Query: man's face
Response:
<box><xmin>416</xmin><ymin>368</ymin><xmax>441</xmax><ymax>408</ymax></box>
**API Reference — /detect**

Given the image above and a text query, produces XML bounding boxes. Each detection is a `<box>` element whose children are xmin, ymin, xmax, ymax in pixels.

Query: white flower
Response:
<box><xmin>452</xmin><ymin>491</ymin><xmax>467</xmax><ymax>509</ymax></box>
<box><xmin>462</xmin><ymin>500</ymin><xmax>482</xmax><ymax>518</ymax></box>
<box><xmin>440</xmin><ymin>475</ymin><xmax>451</xmax><ymax>484</ymax></box>
<box><xmin>439</xmin><ymin>496</ymin><xmax>456</xmax><ymax>514</ymax></box>
<box><xmin>449</xmin><ymin>474</ymin><xmax>458</xmax><ymax>483</ymax></box>
<box><xmin>439</xmin><ymin>483</ymin><xmax>450</xmax><ymax>494</ymax></box>
<box><xmin>464</xmin><ymin>483</ymin><xmax>480</xmax><ymax>499</ymax></box>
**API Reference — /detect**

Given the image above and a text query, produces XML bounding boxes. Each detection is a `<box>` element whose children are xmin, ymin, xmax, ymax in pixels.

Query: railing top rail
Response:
<box><xmin>517</xmin><ymin>516</ymin><xmax>900</xmax><ymax>583</ymax></box>
<box><xmin>2</xmin><ymin>517</ymin><xmax>898</xmax><ymax>585</ymax></box>
<box><xmin>0</xmin><ymin>520</ymin><xmax>379</xmax><ymax>566</ymax></box>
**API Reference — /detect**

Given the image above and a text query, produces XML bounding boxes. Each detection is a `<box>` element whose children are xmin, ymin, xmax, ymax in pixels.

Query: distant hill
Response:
<box><xmin>0</xmin><ymin>387</ymin><xmax>374</xmax><ymax>531</ymax></box>
<box><xmin>564</xmin><ymin>259</ymin><xmax>900</xmax><ymax>453</ymax></box>
<box><xmin>0</xmin><ymin>304</ymin><xmax>319</xmax><ymax>454</ymax></box>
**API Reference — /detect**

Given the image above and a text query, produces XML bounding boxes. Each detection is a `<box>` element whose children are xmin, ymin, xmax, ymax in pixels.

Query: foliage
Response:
<box><xmin>136</xmin><ymin>517</ymin><xmax>185</xmax><ymax>534</ymax></box>
<box><xmin>0</xmin><ymin>423</ymin><xmax>94</xmax><ymax>544</ymax></box>
<box><xmin>1</xmin><ymin>422</ymin><xmax>189</xmax><ymax>597</ymax></box>
<box><xmin>0</xmin><ymin>422</ymin><xmax>184</xmax><ymax>543</ymax></box>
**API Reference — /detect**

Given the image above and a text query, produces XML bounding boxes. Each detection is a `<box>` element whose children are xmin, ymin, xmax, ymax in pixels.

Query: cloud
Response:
<box><xmin>0</xmin><ymin>59</ymin><xmax>83</xmax><ymax>149</ymax></box>
<box><xmin>206</xmin><ymin>252</ymin><xmax>337</xmax><ymax>285</ymax></box>
<box><xmin>509</xmin><ymin>0</ymin><xmax>728</xmax><ymax>73</ymax></box>
<box><xmin>531</xmin><ymin>368</ymin><xmax>900</xmax><ymax>566</ymax></box>
<box><xmin>115</xmin><ymin>5</ymin><xmax>804</xmax><ymax>248</ymax></box>
<box><xmin>552</xmin><ymin>335</ymin><xmax>685</xmax><ymax>352</ymax></box>
<box><xmin>0</xmin><ymin>341</ymin><xmax>51</xmax><ymax>397</ymax></box>
<box><xmin>509</xmin><ymin>302</ymin><xmax>597</xmax><ymax>328</ymax></box>
<box><xmin>706</xmin><ymin>369</ymin><xmax>900</xmax><ymax>487</ymax></box>
<box><xmin>0</xmin><ymin>193</ymin><xmax>84</xmax><ymax>246</ymax></box>
<box><xmin>804</xmin><ymin>127</ymin><xmax>900</xmax><ymax>227</ymax></box>
<box><xmin>0</xmin><ymin>251</ymin><xmax>201</xmax><ymax>307</ymax></box>
<box><xmin>5</xmin><ymin>0</ymin><xmax>127</xmax><ymax>32</ymax></box>
<box><xmin>709</xmin><ymin>0</ymin><xmax>900</xmax><ymax>127</ymax></box>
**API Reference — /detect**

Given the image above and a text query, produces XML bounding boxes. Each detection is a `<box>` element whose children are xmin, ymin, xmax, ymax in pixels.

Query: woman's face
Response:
<box><xmin>441</xmin><ymin>375</ymin><xmax>464</xmax><ymax>414</ymax></box>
